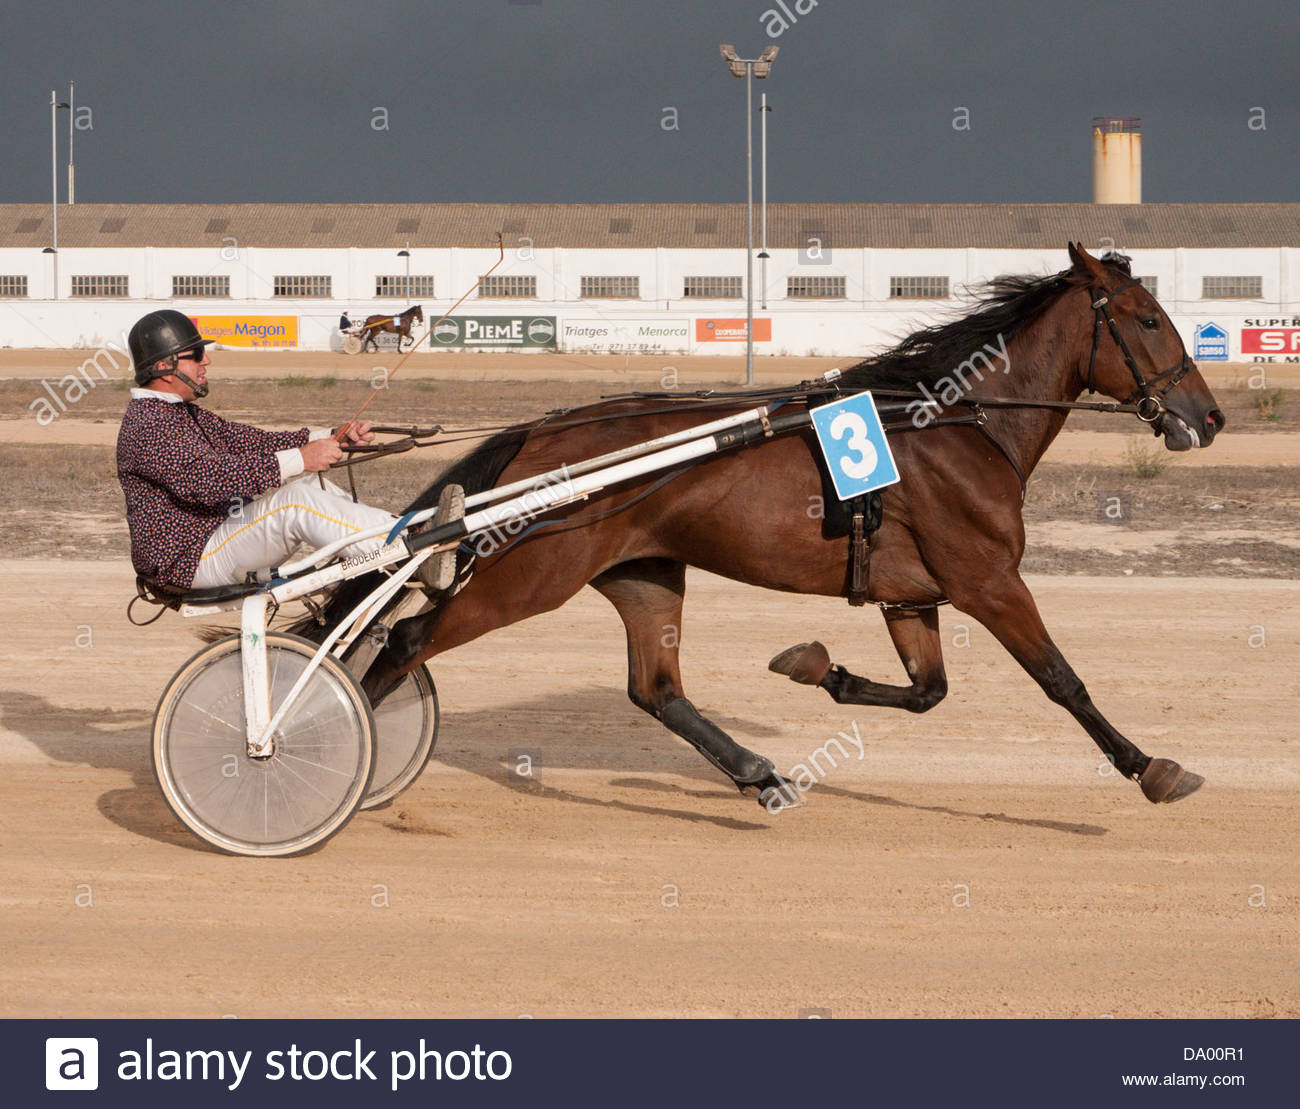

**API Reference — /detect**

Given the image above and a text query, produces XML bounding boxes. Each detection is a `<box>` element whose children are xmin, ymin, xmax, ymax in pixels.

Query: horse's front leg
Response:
<box><xmin>949</xmin><ymin>571</ymin><xmax>1202</xmax><ymax>803</ymax></box>
<box><xmin>770</xmin><ymin>607</ymin><xmax>948</xmax><ymax>713</ymax></box>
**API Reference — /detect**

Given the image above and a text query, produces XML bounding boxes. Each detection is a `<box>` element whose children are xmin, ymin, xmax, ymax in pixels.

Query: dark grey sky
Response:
<box><xmin>3</xmin><ymin>0</ymin><xmax>1295</xmax><ymax>204</ymax></box>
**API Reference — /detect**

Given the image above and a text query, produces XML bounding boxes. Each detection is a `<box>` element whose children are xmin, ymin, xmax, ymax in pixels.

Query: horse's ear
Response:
<box><xmin>1067</xmin><ymin>241</ymin><xmax>1106</xmax><ymax>278</ymax></box>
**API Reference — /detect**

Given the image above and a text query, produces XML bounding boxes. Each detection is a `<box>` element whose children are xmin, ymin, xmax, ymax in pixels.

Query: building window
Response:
<box><xmin>1136</xmin><ymin>276</ymin><xmax>1158</xmax><ymax>298</ymax></box>
<box><xmin>172</xmin><ymin>275</ymin><xmax>230</xmax><ymax>297</ymax></box>
<box><xmin>375</xmin><ymin>275</ymin><xmax>437</xmax><ymax>298</ymax></box>
<box><xmin>889</xmin><ymin>276</ymin><xmax>949</xmax><ymax>299</ymax></box>
<box><xmin>0</xmin><ymin>275</ymin><xmax>28</xmax><ymax>297</ymax></box>
<box><xmin>581</xmin><ymin>276</ymin><xmax>640</xmax><ymax>299</ymax></box>
<box><xmin>479</xmin><ymin>274</ymin><xmax>536</xmax><ymax>298</ymax></box>
<box><xmin>273</xmin><ymin>275</ymin><xmax>332</xmax><ymax>298</ymax></box>
<box><xmin>787</xmin><ymin>275</ymin><xmax>846</xmax><ymax>299</ymax></box>
<box><xmin>683</xmin><ymin>276</ymin><xmax>742</xmax><ymax>298</ymax></box>
<box><xmin>70</xmin><ymin>275</ymin><xmax>129</xmax><ymax>297</ymax></box>
<box><xmin>1202</xmin><ymin>276</ymin><xmax>1262</xmax><ymax>299</ymax></box>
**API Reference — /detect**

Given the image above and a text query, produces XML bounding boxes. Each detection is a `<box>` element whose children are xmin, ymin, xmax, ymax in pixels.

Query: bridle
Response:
<box><xmin>1084</xmin><ymin>276</ymin><xmax>1195</xmax><ymax>424</ymax></box>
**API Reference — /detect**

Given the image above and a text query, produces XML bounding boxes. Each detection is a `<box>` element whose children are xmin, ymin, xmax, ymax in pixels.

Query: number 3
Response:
<box><xmin>829</xmin><ymin>411</ymin><xmax>878</xmax><ymax>480</ymax></box>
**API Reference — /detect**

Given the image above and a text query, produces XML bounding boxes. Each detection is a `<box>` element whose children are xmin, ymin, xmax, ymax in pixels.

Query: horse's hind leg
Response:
<box><xmin>591</xmin><ymin>558</ymin><xmax>790</xmax><ymax>803</ymax></box>
<box><xmin>771</xmin><ymin>608</ymin><xmax>948</xmax><ymax>713</ymax></box>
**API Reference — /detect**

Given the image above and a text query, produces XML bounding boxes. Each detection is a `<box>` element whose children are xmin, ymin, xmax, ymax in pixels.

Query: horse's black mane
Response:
<box><xmin>839</xmin><ymin>263</ymin><xmax>1111</xmax><ymax>392</ymax></box>
<box><xmin>404</xmin><ymin>427</ymin><xmax>527</xmax><ymax>513</ymax></box>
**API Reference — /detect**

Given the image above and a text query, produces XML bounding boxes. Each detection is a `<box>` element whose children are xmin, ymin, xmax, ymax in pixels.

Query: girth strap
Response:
<box><xmin>845</xmin><ymin>492</ymin><xmax>882</xmax><ymax>607</ymax></box>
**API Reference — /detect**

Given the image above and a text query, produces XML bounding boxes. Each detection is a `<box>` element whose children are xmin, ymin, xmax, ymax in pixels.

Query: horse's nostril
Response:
<box><xmin>1206</xmin><ymin>409</ymin><xmax>1226</xmax><ymax>434</ymax></box>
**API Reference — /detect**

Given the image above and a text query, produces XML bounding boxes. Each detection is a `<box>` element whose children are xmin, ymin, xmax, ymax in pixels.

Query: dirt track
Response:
<box><xmin>2</xmin><ymin>352</ymin><xmax>1297</xmax><ymax>1018</ymax></box>
<box><xmin>2</xmin><ymin>562</ymin><xmax>1296</xmax><ymax>1018</ymax></box>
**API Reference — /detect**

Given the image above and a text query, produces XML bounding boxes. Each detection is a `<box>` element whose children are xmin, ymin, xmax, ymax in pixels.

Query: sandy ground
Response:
<box><xmin>3</xmin><ymin>353</ymin><xmax>1296</xmax><ymax>1018</ymax></box>
<box><xmin>1</xmin><ymin>561</ymin><xmax>1296</xmax><ymax>1018</ymax></box>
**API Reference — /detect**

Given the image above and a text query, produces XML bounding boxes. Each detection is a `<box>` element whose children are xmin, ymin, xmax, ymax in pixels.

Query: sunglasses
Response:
<box><xmin>176</xmin><ymin>346</ymin><xmax>206</xmax><ymax>362</ymax></box>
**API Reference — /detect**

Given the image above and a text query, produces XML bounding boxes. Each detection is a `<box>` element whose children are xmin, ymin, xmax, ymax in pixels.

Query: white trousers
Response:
<box><xmin>192</xmin><ymin>477</ymin><xmax>399</xmax><ymax>588</ymax></box>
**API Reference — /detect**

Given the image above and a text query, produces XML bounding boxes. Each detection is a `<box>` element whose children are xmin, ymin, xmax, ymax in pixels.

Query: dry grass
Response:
<box><xmin>1256</xmin><ymin>387</ymin><xmax>1286</xmax><ymax>421</ymax></box>
<box><xmin>1122</xmin><ymin>436</ymin><xmax>1172</xmax><ymax>479</ymax></box>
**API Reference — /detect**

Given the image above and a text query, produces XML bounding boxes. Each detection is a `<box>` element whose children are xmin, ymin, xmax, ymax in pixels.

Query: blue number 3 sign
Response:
<box><xmin>809</xmin><ymin>391</ymin><xmax>901</xmax><ymax>501</ymax></box>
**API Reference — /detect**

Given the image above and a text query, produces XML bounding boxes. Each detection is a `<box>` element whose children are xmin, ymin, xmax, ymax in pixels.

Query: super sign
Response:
<box><xmin>810</xmin><ymin>391</ymin><xmax>901</xmax><ymax>501</ymax></box>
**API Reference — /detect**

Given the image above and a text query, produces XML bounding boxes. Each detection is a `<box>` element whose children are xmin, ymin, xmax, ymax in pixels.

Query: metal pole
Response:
<box><xmin>50</xmin><ymin>90</ymin><xmax>58</xmax><ymax>300</ymax></box>
<box><xmin>745</xmin><ymin>64</ymin><xmax>754</xmax><ymax>386</ymax></box>
<box><xmin>68</xmin><ymin>81</ymin><xmax>75</xmax><ymax>204</ymax></box>
<box><xmin>760</xmin><ymin>91</ymin><xmax>768</xmax><ymax>310</ymax></box>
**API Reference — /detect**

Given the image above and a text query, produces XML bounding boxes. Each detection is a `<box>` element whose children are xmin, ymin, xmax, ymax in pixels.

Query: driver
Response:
<box><xmin>117</xmin><ymin>310</ymin><xmax>460</xmax><ymax>594</ymax></box>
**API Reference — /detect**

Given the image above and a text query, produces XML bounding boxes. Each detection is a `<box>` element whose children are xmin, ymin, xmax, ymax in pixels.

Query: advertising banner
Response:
<box><xmin>695</xmin><ymin>317</ymin><xmax>772</xmax><ymax>343</ymax></box>
<box><xmin>1192</xmin><ymin>322</ymin><xmax>1228</xmax><ymax>361</ymax></box>
<box><xmin>189</xmin><ymin>316</ymin><xmax>298</xmax><ymax>348</ymax></box>
<box><xmin>429</xmin><ymin>316</ymin><xmax>556</xmax><ymax>348</ymax></box>
<box><xmin>1241</xmin><ymin>321</ymin><xmax>1300</xmax><ymax>356</ymax></box>
<box><xmin>562</xmin><ymin>319</ymin><xmax>690</xmax><ymax>354</ymax></box>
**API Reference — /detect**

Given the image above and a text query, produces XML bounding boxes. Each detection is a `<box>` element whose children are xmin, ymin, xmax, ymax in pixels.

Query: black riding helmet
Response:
<box><xmin>129</xmin><ymin>310</ymin><xmax>215</xmax><ymax>386</ymax></box>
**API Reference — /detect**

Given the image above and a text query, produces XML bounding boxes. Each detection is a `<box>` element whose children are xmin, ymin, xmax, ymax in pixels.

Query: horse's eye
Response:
<box><xmin>1140</xmin><ymin>316</ymin><xmax>1160</xmax><ymax>331</ymax></box>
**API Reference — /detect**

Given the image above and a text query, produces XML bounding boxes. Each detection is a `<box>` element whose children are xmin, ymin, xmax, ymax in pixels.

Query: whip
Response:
<box><xmin>333</xmin><ymin>232</ymin><xmax>506</xmax><ymax>442</ymax></box>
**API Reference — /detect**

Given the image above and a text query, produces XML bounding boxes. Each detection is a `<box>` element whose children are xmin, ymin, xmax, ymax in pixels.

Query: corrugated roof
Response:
<box><xmin>1</xmin><ymin>202</ymin><xmax>1297</xmax><ymax>249</ymax></box>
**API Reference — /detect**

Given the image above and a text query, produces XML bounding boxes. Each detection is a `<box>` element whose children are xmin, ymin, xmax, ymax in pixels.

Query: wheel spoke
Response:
<box><xmin>277</xmin><ymin>751</ymin><xmax>355</xmax><ymax>778</ymax></box>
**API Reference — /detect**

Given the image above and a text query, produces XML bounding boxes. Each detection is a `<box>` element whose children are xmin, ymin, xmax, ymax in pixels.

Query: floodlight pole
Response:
<box><xmin>745</xmin><ymin>64</ymin><xmax>754</xmax><ymax>386</ymax></box>
<box><xmin>49</xmin><ymin>91</ymin><xmax>69</xmax><ymax>299</ymax></box>
<box><xmin>720</xmin><ymin>45</ymin><xmax>777</xmax><ymax>385</ymax></box>
<box><xmin>68</xmin><ymin>81</ymin><xmax>75</xmax><ymax>204</ymax></box>
<box><xmin>760</xmin><ymin>92</ymin><xmax>770</xmax><ymax>310</ymax></box>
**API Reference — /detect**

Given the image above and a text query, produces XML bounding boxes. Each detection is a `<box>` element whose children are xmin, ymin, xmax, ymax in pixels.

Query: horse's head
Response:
<box><xmin>1066</xmin><ymin>242</ymin><xmax>1224</xmax><ymax>450</ymax></box>
<box><xmin>410</xmin><ymin>304</ymin><xmax>424</xmax><ymax>322</ymax></box>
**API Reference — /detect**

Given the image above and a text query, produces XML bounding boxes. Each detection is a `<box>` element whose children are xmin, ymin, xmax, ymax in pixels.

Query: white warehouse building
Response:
<box><xmin>1</xmin><ymin>202</ymin><xmax>1298</xmax><ymax>363</ymax></box>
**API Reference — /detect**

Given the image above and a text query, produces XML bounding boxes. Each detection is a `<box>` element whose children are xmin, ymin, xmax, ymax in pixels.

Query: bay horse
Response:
<box><xmin>360</xmin><ymin>304</ymin><xmax>423</xmax><ymax>353</ymax></box>
<box><xmin>315</xmin><ymin>245</ymin><xmax>1224</xmax><ymax>810</ymax></box>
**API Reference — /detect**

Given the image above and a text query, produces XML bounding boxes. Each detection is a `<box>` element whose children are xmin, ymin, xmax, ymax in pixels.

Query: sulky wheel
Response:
<box><xmin>342</xmin><ymin>333</ymin><xmax>363</xmax><ymax>355</ymax></box>
<box><xmin>152</xmin><ymin>632</ymin><xmax>375</xmax><ymax>857</ymax></box>
<box><xmin>361</xmin><ymin>662</ymin><xmax>440</xmax><ymax>810</ymax></box>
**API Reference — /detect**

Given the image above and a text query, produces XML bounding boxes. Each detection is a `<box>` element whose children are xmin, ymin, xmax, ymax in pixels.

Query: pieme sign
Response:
<box><xmin>430</xmin><ymin>316</ymin><xmax>557</xmax><ymax>348</ymax></box>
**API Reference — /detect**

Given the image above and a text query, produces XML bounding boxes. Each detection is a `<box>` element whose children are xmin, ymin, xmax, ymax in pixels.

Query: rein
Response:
<box><xmin>333</xmin><ymin>379</ymin><xmax>1157</xmax><ymax>473</ymax></box>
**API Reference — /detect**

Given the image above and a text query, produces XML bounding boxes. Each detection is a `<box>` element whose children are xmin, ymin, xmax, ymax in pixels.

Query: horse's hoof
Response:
<box><xmin>768</xmin><ymin>641</ymin><xmax>832</xmax><ymax>686</ymax></box>
<box><xmin>1139</xmin><ymin>758</ymin><xmax>1205</xmax><ymax>804</ymax></box>
<box><xmin>754</xmin><ymin>770</ymin><xmax>803</xmax><ymax>812</ymax></box>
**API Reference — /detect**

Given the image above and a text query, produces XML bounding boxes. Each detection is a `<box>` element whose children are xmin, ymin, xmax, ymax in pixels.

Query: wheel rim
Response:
<box><xmin>363</xmin><ymin>664</ymin><xmax>439</xmax><ymax>809</ymax></box>
<box><xmin>156</xmin><ymin>637</ymin><xmax>372</xmax><ymax>855</ymax></box>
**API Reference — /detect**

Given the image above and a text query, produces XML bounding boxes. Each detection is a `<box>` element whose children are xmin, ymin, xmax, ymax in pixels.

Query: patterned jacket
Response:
<box><xmin>116</xmin><ymin>394</ymin><xmax>310</xmax><ymax>589</ymax></box>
